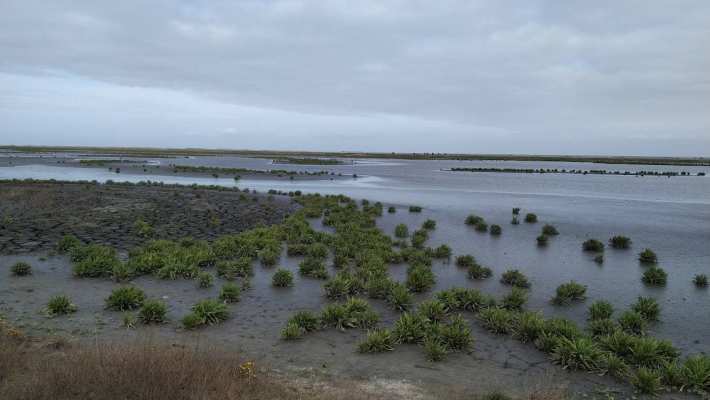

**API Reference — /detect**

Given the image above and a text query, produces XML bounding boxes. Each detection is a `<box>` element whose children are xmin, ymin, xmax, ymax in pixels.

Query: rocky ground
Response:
<box><xmin>0</xmin><ymin>181</ymin><xmax>296</xmax><ymax>254</ymax></box>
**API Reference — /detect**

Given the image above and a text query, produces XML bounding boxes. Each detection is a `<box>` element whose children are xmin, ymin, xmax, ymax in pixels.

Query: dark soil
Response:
<box><xmin>0</xmin><ymin>181</ymin><xmax>296</xmax><ymax>254</ymax></box>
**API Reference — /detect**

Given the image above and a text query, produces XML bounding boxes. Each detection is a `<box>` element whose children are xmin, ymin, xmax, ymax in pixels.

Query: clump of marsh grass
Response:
<box><xmin>536</xmin><ymin>234</ymin><xmax>548</xmax><ymax>246</ymax></box>
<box><xmin>631</xmin><ymin>367</ymin><xmax>662</xmax><ymax>395</ymax></box>
<box><xmin>693</xmin><ymin>274</ymin><xmax>708</xmax><ymax>287</ymax></box>
<box><xmin>455</xmin><ymin>255</ymin><xmax>476</xmax><ymax>268</ymax></box>
<box><xmin>46</xmin><ymin>295</ymin><xmax>77</xmax><ymax>316</ymax></box>
<box><xmin>551</xmin><ymin>281</ymin><xmax>587</xmax><ymax>305</ymax></box>
<box><xmin>105</xmin><ymin>286</ymin><xmax>145</xmax><ymax>311</ymax></box>
<box><xmin>512</xmin><ymin>311</ymin><xmax>545</xmax><ymax>343</ymax></box>
<box><xmin>440</xmin><ymin>314</ymin><xmax>474</xmax><ymax>351</ymax></box>
<box><xmin>138</xmin><ymin>299</ymin><xmax>168</xmax><ymax>324</ymax></box>
<box><xmin>387</xmin><ymin>283</ymin><xmax>413</xmax><ymax>311</ymax></box>
<box><xmin>501</xmin><ymin>287</ymin><xmax>528</xmax><ymax>311</ymax></box>
<box><xmin>631</xmin><ymin>296</ymin><xmax>660</xmax><ymax>321</ymax></box>
<box><xmin>357</xmin><ymin>329</ymin><xmax>395</xmax><ymax>353</ymax></box>
<box><xmin>423</xmin><ymin>336</ymin><xmax>447</xmax><ymax>362</ymax></box>
<box><xmin>197</xmin><ymin>271</ymin><xmax>214</xmax><ymax>288</ymax></box>
<box><xmin>320</xmin><ymin>298</ymin><xmax>379</xmax><ymax>331</ymax></box>
<box><xmin>72</xmin><ymin>244</ymin><xmax>122</xmax><ymax>278</ymax></box>
<box><xmin>594</xmin><ymin>254</ymin><xmax>604</xmax><ymax>265</ymax></box>
<box><xmin>490</xmin><ymin>224</ymin><xmax>502</xmax><ymax>235</ymax></box>
<box><xmin>467</xmin><ymin>263</ymin><xmax>493</xmax><ymax>280</ymax></box>
<box><xmin>617</xmin><ymin>310</ymin><xmax>647</xmax><ymax>335</ymax></box>
<box><xmin>422</xmin><ymin>219</ymin><xmax>436</xmax><ymax>230</ymax></box>
<box><xmin>219</xmin><ymin>283</ymin><xmax>241</xmax><ymax>303</ymax></box>
<box><xmin>524</xmin><ymin>213</ymin><xmax>538</xmax><ymax>223</ymax></box>
<box><xmin>588</xmin><ymin>300</ymin><xmax>614</xmax><ymax>320</ymax></box>
<box><xmin>408</xmin><ymin>206</ymin><xmax>423</xmax><ymax>213</ymax></box>
<box><xmin>387</xmin><ymin>206</ymin><xmax>396</xmax><ymax>213</ymax></box>
<box><xmin>183</xmin><ymin>299</ymin><xmax>230</xmax><ymax>329</ymax></box>
<box><xmin>588</xmin><ymin>318</ymin><xmax>617</xmax><ymax>337</ymax></box>
<box><xmin>638</xmin><ymin>248</ymin><xmax>658</xmax><ymax>264</ymax></box>
<box><xmin>298</xmin><ymin>257</ymin><xmax>329</xmax><ymax>279</ymax></box>
<box><xmin>10</xmin><ymin>261</ymin><xmax>32</xmax><ymax>276</ymax></box>
<box><xmin>465</xmin><ymin>214</ymin><xmax>484</xmax><ymax>226</ymax></box>
<box><xmin>258</xmin><ymin>248</ymin><xmax>280</xmax><ymax>267</ymax></box>
<box><xmin>417</xmin><ymin>299</ymin><xmax>447</xmax><ymax>323</ymax></box>
<box><xmin>432</xmin><ymin>244</ymin><xmax>452</xmax><ymax>259</ymax></box>
<box><xmin>281</xmin><ymin>310</ymin><xmax>320</xmax><ymax>340</ymax></box>
<box><xmin>500</xmin><ymin>269</ymin><xmax>530</xmax><ymax>288</ymax></box>
<box><xmin>475</xmin><ymin>221</ymin><xmax>488</xmax><ymax>232</ymax></box>
<box><xmin>272</xmin><ymin>269</ymin><xmax>294</xmax><ymax>287</ymax></box>
<box><xmin>56</xmin><ymin>234</ymin><xmax>82</xmax><ymax>253</ymax></box>
<box><xmin>216</xmin><ymin>258</ymin><xmax>253</xmax><ymax>280</ymax></box>
<box><xmin>679</xmin><ymin>354</ymin><xmax>710</xmax><ymax>394</ymax></box>
<box><xmin>394</xmin><ymin>224</ymin><xmax>409</xmax><ymax>238</ymax></box>
<box><xmin>609</xmin><ymin>235</ymin><xmax>632</xmax><ymax>249</ymax></box>
<box><xmin>542</xmin><ymin>224</ymin><xmax>559</xmax><ymax>235</ymax></box>
<box><xmin>642</xmin><ymin>266</ymin><xmax>667</xmax><ymax>286</ymax></box>
<box><xmin>582</xmin><ymin>239</ymin><xmax>604</xmax><ymax>252</ymax></box>
<box><xmin>478</xmin><ymin>307</ymin><xmax>515</xmax><ymax>335</ymax></box>
<box><xmin>406</xmin><ymin>264</ymin><xmax>435</xmax><ymax>292</ymax></box>
<box><xmin>551</xmin><ymin>337</ymin><xmax>603</xmax><ymax>371</ymax></box>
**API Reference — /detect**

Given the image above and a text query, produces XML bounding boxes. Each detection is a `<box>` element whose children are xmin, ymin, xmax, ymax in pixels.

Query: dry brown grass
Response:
<box><xmin>0</xmin><ymin>319</ymin><xmax>568</xmax><ymax>400</ymax></box>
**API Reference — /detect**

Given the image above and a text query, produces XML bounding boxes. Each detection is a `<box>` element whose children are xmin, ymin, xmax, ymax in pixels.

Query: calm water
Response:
<box><xmin>1</xmin><ymin>155</ymin><xmax>709</xmax><ymax>353</ymax></box>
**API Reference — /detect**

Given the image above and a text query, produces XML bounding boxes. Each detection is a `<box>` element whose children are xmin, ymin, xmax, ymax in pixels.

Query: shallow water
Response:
<box><xmin>1</xmin><ymin>156</ymin><xmax>709</xmax><ymax>354</ymax></box>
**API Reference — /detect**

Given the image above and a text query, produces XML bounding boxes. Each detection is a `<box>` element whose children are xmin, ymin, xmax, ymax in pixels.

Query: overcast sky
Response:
<box><xmin>1</xmin><ymin>1</ymin><xmax>709</xmax><ymax>156</ymax></box>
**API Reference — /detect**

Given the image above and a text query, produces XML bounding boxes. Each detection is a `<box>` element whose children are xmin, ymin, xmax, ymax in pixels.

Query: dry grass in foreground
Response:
<box><xmin>0</xmin><ymin>319</ymin><xmax>566</xmax><ymax>400</ymax></box>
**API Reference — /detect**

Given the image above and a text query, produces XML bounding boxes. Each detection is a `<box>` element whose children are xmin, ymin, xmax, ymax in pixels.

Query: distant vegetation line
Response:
<box><xmin>1</xmin><ymin>145</ymin><xmax>708</xmax><ymax>166</ymax></box>
<box><xmin>449</xmin><ymin>167</ymin><xmax>706</xmax><ymax>177</ymax></box>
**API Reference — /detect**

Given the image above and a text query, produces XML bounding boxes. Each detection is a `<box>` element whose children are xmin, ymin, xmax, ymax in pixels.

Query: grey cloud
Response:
<box><xmin>0</xmin><ymin>0</ymin><xmax>708</xmax><ymax>155</ymax></box>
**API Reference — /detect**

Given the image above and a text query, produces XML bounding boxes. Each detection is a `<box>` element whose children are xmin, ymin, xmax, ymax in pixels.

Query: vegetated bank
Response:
<box><xmin>448</xmin><ymin>167</ymin><xmax>706</xmax><ymax>177</ymax></box>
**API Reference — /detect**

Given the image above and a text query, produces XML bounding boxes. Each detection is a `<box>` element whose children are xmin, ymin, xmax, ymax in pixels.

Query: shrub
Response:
<box><xmin>184</xmin><ymin>299</ymin><xmax>229</xmax><ymax>328</ymax></box>
<box><xmin>552</xmin><ymin>281</ymin><xmax>587</xmax><ymax>305</ymax></box>
<box><xmin>197</xmin><ymin>272</ymin><xmax>214</xmax><ymax>288</ymax></box>
<box><xmin>490</xmin><ymin>224</ymin><xmax>502</xmax><ymax>235</ymax></box>
<box><xmin>465</xmin><ymin>214</ymin><xmax>484</xmax><ymax>225</ymax></box>
<box><xmin>72</xmin><ymin>244</ymin><xmax>121</xmax><ymax>278</ymax></box>
<box><xmin>631</xmin><ymin>368</ymin><xmax>662</xmax><ymax>395</ymax></box>
<box><xmin>467</xmin><ymin>263</ymin><xmax>492</xmax><ymax>280</ymax></box>
<box><xmin>105</xmin><ymin>286</ymin><xmax>145</xmax><ymax>311</ymax></box>
<box><xmin>474</xmin><ymin>221</ymin><xmax>488</xmax><ymax>232</ymax></box>
<box><xmin>536</xmin><ymin>235</ymin><xmax>548</xmax><ymax>246</ymax></box>
<box><xmin>406</xmin><ymin>265</ymin><xmax>435</xmax><ymax>292</ymax></box>
<box><xmin>479</xmin><ymin>308</ymin><xmax>515</xmax><ymax>334</ymax></box>
<box><xmin>638</xmin><ymin>248</ymin><xmax>658</xmax><ymax>264</ymax></box>
<box><xmin>387</xmin><ymin>206</ymin><xmax>396</xmax><ymax>213</ymax></box>
<box><xmin>56</xmin><ymin>234</ymin><xmax>82</xmax><ymax>253</ymax></box>
<box><xmin>502</xmin><ymin>287</ymin><xmax>527</xmax><ymax>310</ymax></box>
<box><xmin>588</xmin><ymin>300</ymin><xmax>614</xmax><ymax>320</ymax></box>
<box><xmin>216</xmin><ymin>258</ymin><xmax>253</xmax><ymax>280</ymax></box>
<box><xmin>139</xmin><ymin>299</ymin><xmax>168</xmax><ymax>324</ymax></box>
<box><xmin>10</xmin><ymin>261</ymin><xmax>32</xmax><ymax>276</ymax></box>
<box><xmin>524</xmin><ymin>213</ymin><xmax>537</xmax><ymax>223</ymax></box>
<box><xmin>423</xmin><ymin>336</ymin><xmax>447</xmax><ymax>362</ymax></box>
<box><xmin>422</xmin><ymin>219</ymin><xmax>436</xmax><ymax>230</ymax></box>
<box><xmin>582</xmin><ymin>239</ymin><xmax>604</xmax><ymax>252</ymax></box>
<box><xmin>618</xmin><ymin>310</ymin><xmax>647</xmax><ymax>335</ymax></box>
<box><xmin>631</xmin><ymin>297</ymin><xmax>660</xmax><ymax>321</ymax></box>
<box><xmin>387</xmin><ymin>283</ymin><xmax>413</xmax><ymax>311</ymax></box>
<box><xmin>298</xmin><ymin>257</ymin><xmax>329</xmax><ymax>279</ymax></box>
<box><xmin>46</xmin><ymin>295</ymin><xmax>77</xmax><ymax>316</ymax></box>
<box><xmin>541</xmin><ymin>224</ymin><xmax>559</xmax><ymax>235</ymax></box>
<box><xmin>272</xmin><ymin>269</ymin><xmax>294</xmax><ymax>287</ymax></box>
<box><xmin>551</xmin><ymin>337</ymin><xmax>603</xmax><ymax>371</ymax></box>
<box><xmin>357</xmin><ymin>329</ymin><xmax>395</xmax><ymax>353</ymax></box>
<box><xmin>455</xmin><ymin>255</ymin><xmax>476</xmax><ymax>268</ymax></box>
<box><xmin>394</xmin><ymin>224</ymin><xmax>409</xmax><ymax>238</ymax></box>
<box><xmin>440</xmin><ymin>314</ymin><xmax>473</xmax><ymax>351</ymax></box>
<box><xmin>219</xmin><ymin>283</ymin><xmax>241</xmax><ymax>303</ymax></box>
<box><xmin>500</xmin><ymin>269</ymin><xmax>530</xmax><ymax>288</ymax></box>
<box><xmin>693</xmin><ymin>274</ymin><xmax>708</xmax><ymax>287</ymax></box>
<box><xmin>408</xmin><ymin>206</ymin><xmax>422</xmax><ymax>213</ymax></box>
<box><xmin>642</xmin><ymin>266</ymin><xmax>667</xmax><ymax>286</ymax></box>
<box><xmin>513</xmin><ymin>311</ymin><xmax>545</xmax><ymax>343</ymax></box>
<box><xmin>609</xmin><ymin>235</ymin><xmax>632</xmax><ymax>249</ymax></box>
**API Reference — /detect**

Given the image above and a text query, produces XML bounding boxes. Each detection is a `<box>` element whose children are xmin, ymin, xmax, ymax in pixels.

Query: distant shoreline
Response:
<box><xmin>1</xmin><ymin>145</ymin><xmax>708</xmax><ymax>166</ymax></box>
